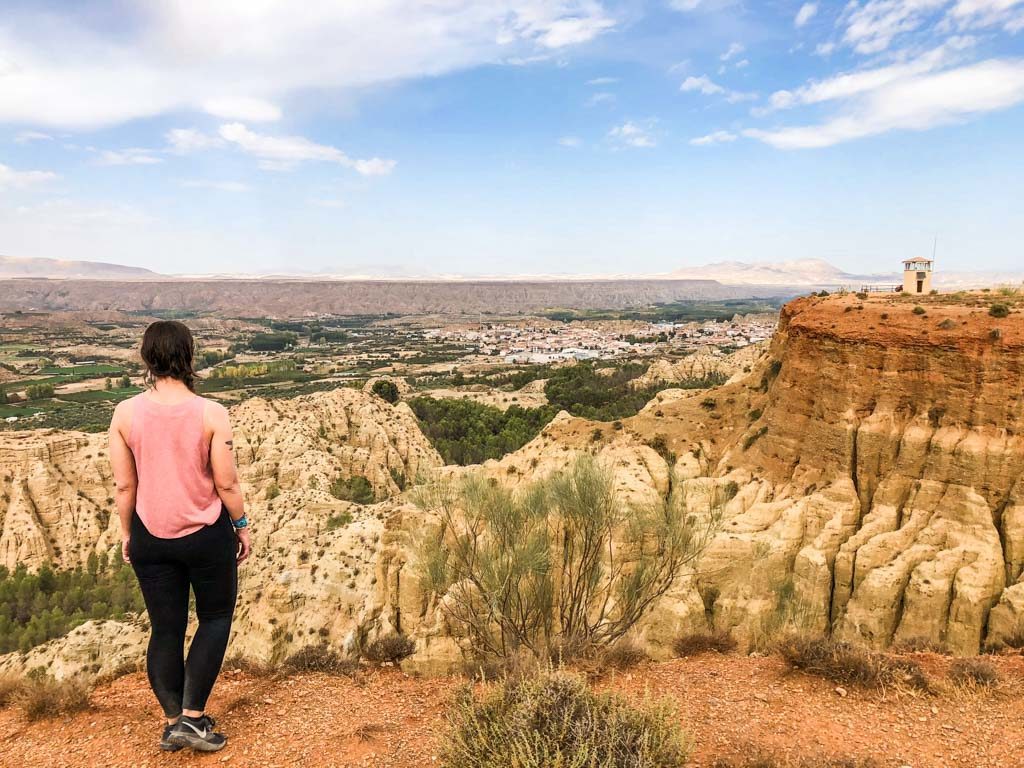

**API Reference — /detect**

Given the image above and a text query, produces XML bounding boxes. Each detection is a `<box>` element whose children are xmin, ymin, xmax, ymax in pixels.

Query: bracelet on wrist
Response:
<box><xmin>232</xmin><ymin>514</ymin><xmax>249</xmax><ymax>530</ymax></box>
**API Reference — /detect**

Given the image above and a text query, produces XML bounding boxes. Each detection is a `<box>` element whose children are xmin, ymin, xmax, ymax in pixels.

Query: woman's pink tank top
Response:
<box><xmin>127</xmin><ymin>393</ymin><xmax>222</xmax><ymax>538</ymax></box>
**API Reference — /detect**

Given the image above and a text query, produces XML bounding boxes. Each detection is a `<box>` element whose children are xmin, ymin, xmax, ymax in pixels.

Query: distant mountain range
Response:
<box><xmin>667</xmin><ymin>258</ymin><xmax>1023</xmax><ymax>289</ymax></box>
<box><xmin>667</xmin><ymin>259</ymin><xmax>876</xmax><ymax>286</ymax></box>
<box><xmin>2</xmin><ymin>254</ymin><xmax>1020</xmax><ymax>289</ymax></box>
<box><xmin>0</xmin><ymin>256</ymin><xmax>158</xmax><ymax>280</ymax></box>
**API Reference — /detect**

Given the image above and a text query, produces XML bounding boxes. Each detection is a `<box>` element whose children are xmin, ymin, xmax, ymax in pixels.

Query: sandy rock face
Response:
<box><xmin>631</xmin><ymin>343</ymin><xmax>766</xmax><ymax>390</ymax></box>
<box><xmin>698</xmin><ymin>295</ymin><xmax>1024</xmax><ymax>654</ymax></box>
<box><xmin>0</xmin><ymin>619</ymin><xmax>148</xmax><ymax>681</ymax></box>
<box><xmin>0</xmin><ymin>388</ymin><xmax>443</xmax><ymax>676</ymax></box>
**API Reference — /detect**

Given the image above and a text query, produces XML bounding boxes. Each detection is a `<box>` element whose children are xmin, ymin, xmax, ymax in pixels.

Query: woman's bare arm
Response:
<box><xmin>108</xmin><ymin>401</ymin><xmax>138</xmax><ymax>561</ymax></box>
<box><xmin>208</xmin><ymin>402</ymin><xmax>246</xmax><ymax>521</ymax></box>
<box><xmin>208</xmin><ymin>401</ymin><xmax>251</xmax><ymax>562</ymax></box>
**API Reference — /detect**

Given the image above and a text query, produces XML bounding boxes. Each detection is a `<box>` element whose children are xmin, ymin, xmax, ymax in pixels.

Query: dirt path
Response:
<box><xmin>2</xmin><ymin>653</ymin><xmax>1023</xmax><ymax>768</ymax></box>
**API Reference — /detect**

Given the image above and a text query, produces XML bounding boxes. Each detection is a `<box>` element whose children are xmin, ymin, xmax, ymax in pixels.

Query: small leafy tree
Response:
<box><xmin>330</xmin><ymin>475</ymin><xmax>375</xmax><ymax>505</ymax></box>
<box><xmin>371</xmin><ymin>379</ymin><xmax>401</xmax><ymax>404</ymax></box>
<box><xmin>414</xmin><ymin>456</ymin><xmax>721</xmax><ymax>659</ymax></box>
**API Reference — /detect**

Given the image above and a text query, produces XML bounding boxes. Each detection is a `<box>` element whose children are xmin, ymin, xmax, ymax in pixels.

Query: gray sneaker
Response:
<box><xmin>168</xmin><ymin>714</ymin><xmax>227</xmax><ymax>752</ymax></box>
<box><xmin>160</xmin><ymin>722</ymin><xmax>184</xmax><ymax>752</ymax></box>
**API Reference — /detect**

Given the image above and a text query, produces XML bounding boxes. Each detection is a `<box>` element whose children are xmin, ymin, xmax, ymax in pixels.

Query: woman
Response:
<box><xmin>108</xmin><ymin>320</ymin><xmax>251</xmax><ymax>753</ymax></box>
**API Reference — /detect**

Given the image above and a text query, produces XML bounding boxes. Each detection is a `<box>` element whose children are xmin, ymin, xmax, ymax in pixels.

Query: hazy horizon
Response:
<box><xmin>2</xmin><ymin>1</ymin><xmax>1023</xmax><ymax>275</ymax></box>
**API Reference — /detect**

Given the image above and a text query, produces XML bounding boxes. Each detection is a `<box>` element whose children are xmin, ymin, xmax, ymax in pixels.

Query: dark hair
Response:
<box><xmin>140</xmin><ymin>320</ymin><xmax>197</xmax><ymax>391</ymax></box>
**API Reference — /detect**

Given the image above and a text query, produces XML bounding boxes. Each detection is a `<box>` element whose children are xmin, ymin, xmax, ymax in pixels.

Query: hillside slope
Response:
<box><xmin>2</xmin><ymin>292</ymin><xmax>1023</xmax><ymax>682</ymax></box>
<box><xmin>3</xmin><ymin>653</ymin><xmax>1024</xmax><ymax>768</ymax></box>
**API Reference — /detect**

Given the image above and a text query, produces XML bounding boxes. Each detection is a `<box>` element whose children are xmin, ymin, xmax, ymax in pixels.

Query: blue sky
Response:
<box><xmin>1</xmin><ymin>0</ymin><xmax>1023</xmax><ymax>276</ymax></box>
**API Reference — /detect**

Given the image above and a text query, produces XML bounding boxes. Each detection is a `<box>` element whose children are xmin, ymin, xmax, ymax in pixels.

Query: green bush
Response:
<box><xmin>989</xmin><ymin>303</ymin><xmax>1010</xmax><ymax>318</ymax></box>
<box><xmin>544</xmin><ymin>362</ymin><xmax>724</xmax><ymax>421</ymax></box>
<box><xmin>409</xmin><ymin>396</ymin><xmax>557</xmax><ymax>466</ymax></box>
<box><xmin>414</xmin><ymin>456</ymin><xmax>722</xmax><ymax>659</ymax></box>
<box><xmin>442</xmin><ymin>669</ymin><xmax>690</xmax><ymax>768</ymax></box>
<box><xmin>371</xmin><ymin>379</ymin><xmax>401</xmax><ymax>404</ymax></box>
<box><xmin>912</xmin><ymin>306</ymin><xmax>926</xmax><ymax>315</ymax></box>
<box><xmin>330</xmin><ymin>476</ymin><xmax>375</xmax><ymax>504</ymax></box>
<box><xmin>0</xmin><ymin>561</ymin><xmax>143</xmax><ymax>654</ymax></box>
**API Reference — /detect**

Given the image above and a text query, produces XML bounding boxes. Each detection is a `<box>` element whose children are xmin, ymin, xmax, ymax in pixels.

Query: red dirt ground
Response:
<box><xmin>2</xmin><ymin>652</ymin><xmax>1023</xmax><ymax>768</ymax></box>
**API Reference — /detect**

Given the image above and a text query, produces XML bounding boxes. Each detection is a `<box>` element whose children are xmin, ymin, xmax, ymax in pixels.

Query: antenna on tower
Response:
<box><xmin>931</xmin><ymin>234</ymin><xmax>938</xmax><ymax>264</ymax></box>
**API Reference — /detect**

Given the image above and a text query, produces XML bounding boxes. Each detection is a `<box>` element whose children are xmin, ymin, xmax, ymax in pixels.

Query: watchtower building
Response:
<box><xmin>903</xmin><ymin>259</ymin><xmax>933</xmax><ymax>294</ymax></box>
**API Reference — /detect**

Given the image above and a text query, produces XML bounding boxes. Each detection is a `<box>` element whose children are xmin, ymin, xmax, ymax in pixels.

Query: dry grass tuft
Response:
<box><xmin>948</xmin><ymin>658</ymin><xmax>999</xmax><ymax>687</ymax></box>
<box><xmin>600</xmin><ymin>639</ymin><xmax>649</xmax><ymax>670</ymax></box>
<box><xmin>891</xmin><ymin>637</ymin><xmax>949</xmax><ymax>655</ymax></box>
<box><xmin>284</xmin><ymin>644</ymin><xmax>360</xmax><ymax>676</ymax></box>
<box><xmin>673</xmin><ymin>630</ymin><xmax>737</xmax><ymax>658</ymax></box>
<box><xmin>712</xmin><ymin>751</ymin><xmax>879</xmax><ymax>768</ymax></box>
<box><xmin>443</xmin><ymin>668</ymin><xmax>690</xmax><ymax>768</ymax></box>
<box><xmin>223</xmin><ymin>653</ymin><xmax>281</xmax><ymax>679</ymax></box>
<box><xmin>19</xmin><ymin>676</ymin><xmax>91</xmax><ymax>721</ymax></box>
<box><xmin>778</xmin><ymin>634</ymin><xmax>929</xmax><ymax>692</ymax></box>
<box><xmin>0</xmin><ymin>674</ymin><xmax>23</xmax><ymax>708</ymax></box>
<box><xmin>362</xmin><ymin>632</ymin><xmax>416</xmax><ymax>664</ymax></box>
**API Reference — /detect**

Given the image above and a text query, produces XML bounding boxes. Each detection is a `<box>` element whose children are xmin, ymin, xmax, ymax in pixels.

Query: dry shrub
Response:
<box><xmin>461</xmin><ymin>650</ymin><xmax>539</xmax><ymax>683</ymax></box>
<box><xmin>673</xmin><ymin>630</ymin><xmax>737</xmax><ymax>658</ymax></box>
<box><xmin>600</xmin><ymin>639</ymin><xmax>649</xmax><ymax>670</ymax></box>
<box><xmin>712</xmin><ymin>751</ymin><xmax>878</xmax><ymax>768</ymax></box>
<box><xmin>778</xmin><ymin>635</ymin><xmax>929</xmax><ymax>692</ymax></box>
<box><xmin>891</xmin><ymin>637</ymin><xmax>949</xmax><ymax>655</ymax></box>
<box><xmin>948</xmin><ymin>658</ymin><xmax>999</xmax><ymax>687</ymax></box>
<box><xmin>284</xmin><ymin>644</ymin><xmax>360</xmax><ymax>676</ymax></box>
<box><xmin>0</xmin><ymin>675</ymin><xmax>23</xmax><ymax>708</ymax></box>
<box><xmin>362</xmin><ymin>632</ymin><xmax>416</xmax><ymax>664</ymax></box>
<box><xmin>442</xmin><ymin>669</ymin><xmax>690</xmax><ymax>768</ymax></box>
<box><xmin>20</xmin><ymin>676</ymin><xmax>91</xmax><ymax>721</ymax></box>
<box><xmin>93</xmin><ymin>658</ymin><xmax>144</xmax><ymax>687</ymax></box>
<box><xmin>223</xmin><ymin>653</ymin><xmax>280</xmax><ymax>679</ymax></box>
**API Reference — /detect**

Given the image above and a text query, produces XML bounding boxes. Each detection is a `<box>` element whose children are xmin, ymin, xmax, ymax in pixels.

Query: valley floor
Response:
<box><xmin>2</xmin><ymin>653</ymin><xmax>1023</xmax><ymax>768</ymax></box>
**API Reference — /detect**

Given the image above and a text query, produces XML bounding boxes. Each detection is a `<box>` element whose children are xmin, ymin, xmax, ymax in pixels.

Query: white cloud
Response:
<box><xmin>767</xmin><ymin>38</ymin><xmax>974</xmax><ymax>111</ymax></box>
<box><xmin>721</xmin><ymin>42</ymin><xmax>745</xmax><ymax>61</ymax></box>
<box><xmin>218</xmin><ymin>122</ymin><xmax>396</xmax><ymax>176</ymax></box>
<box><xmin>203</xmin><ymin>97</ymin><xmax>281</xmax><ymax>123</ymax></box>
<box><xmin>166</xmin><ymin>128</ymin><xmax>225</xmax><ymax>153</ymax></box>
<box><xmin>746</xmin><ymin>57</ymin><xmax>1024</xmax><ymax>148</ymax></box>
<box><xmin>841</xmin><ymin>0</ymin><xmax>948</xmax><ymax>54</ymax></box>
<box><xmin>533</xmin><ymin>14</ymin><xmax>615</xmax><ymax>47</ymax></box>
<box><xmin>180</xmin><ymin>180</ymin><xmax>250</xmax><ymax>192</ymax></box>
<box><xmin>96</xmin><ymin>148</ymin><xmax>163</xmax><ymax>166</ymax></box>
<box><xmin>586</xmin><ymin>91</ymin><xmax>616</xmax><ymax>106</ymax></box>
<box><xmin>948</xmin><ymin>0</ymin><xmax>1024</xmax><ymax>30</ymax></box>
<box><xmin>14</xmin><ymin>131</ymin><xmax>53</xmax><ymax>144</ymax></box>
<box><xmin>608</xmin><ymin>120</ymin><xmax>657</xmax><ymax>148</ymax></box>
<box><xmin>815</xmin><ymin>42</ymin><xmax>837</xmax><ymax>56</ymax></box>
<box><xmin>689</xmin><ymin>130</ymin><xmax>737</xmax><ymax>145</ymax></box>
<box><xmin>0</xmin><ymin>1</ymin><xmax>616</xmax><ymax>129</ymax></box>
<box><xmin>795</xmin><ymin>3</ymin><xmax>819</xmax><ymax>27</ymax></box>
<box><xmin>586</xmin><ymin>76</ymin><xmax>620</xmax><ymax>85</ymax></box>
<box><xmin>668</xmin><ymin>0</ymin><xmax>737</xmax><ymax>10</ymax></box>
<box><xmin>681</xmin><ymin>74</ymin><xmax>757</xmax><ymax>103</ymax></box>
<box><xmin>353</xmin><ymin>158</ymin><xmax>397</xmax><ymax>177</ymax></box>
<box><xmin>558</xmin><ymin>135</ymin><xmax>582</xmax><ymax>147</ymax></box>
<box><xmin>681</xmin><ymin>75</ymin><xmax>725</xmax><ymax>96</ymax></box>
<box><xmin>0</xmin><ymin>163</ymin><xmax>58</xmax><ymax>189</ymax></box>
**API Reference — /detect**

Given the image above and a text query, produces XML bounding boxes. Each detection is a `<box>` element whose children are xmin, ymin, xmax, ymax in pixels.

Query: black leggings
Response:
<box><xmin>129</xmin><ymin>510</ymin><xmax>237</xmax><ymax>718</ymax></box>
